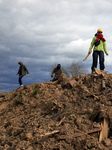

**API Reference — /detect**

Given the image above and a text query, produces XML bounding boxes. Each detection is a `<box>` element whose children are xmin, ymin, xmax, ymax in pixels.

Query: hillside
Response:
<box><xmin>0</xmin><ymin>69</ymin><xmax>112</xmax><ymax>150</ymax></box>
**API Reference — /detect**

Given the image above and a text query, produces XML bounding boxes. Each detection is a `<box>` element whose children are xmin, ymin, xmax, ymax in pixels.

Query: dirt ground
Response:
<box><xmin>0</xmin><ymin>69</ymin><xmax>112</xmax><ymax>150</ymax></box>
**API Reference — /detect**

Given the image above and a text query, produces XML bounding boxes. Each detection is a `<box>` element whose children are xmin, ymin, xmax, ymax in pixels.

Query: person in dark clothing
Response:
<box><xmin>16</xmin><ymin>61</ymin><xmax>29</xmax><ymax>87</ymax></box>
<box><xmin>51</xmin><ymin>64</ymin><xmax>62</xmax><ymax>82</ymax></box>
<box><xmin>88</xmin><ymin>28</ymin><xmax>109</xmax><ymax>73</ymax></box>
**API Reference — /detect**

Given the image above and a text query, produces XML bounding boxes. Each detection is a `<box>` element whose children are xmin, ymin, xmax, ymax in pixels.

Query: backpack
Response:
<box><xmin>94</xmin><ymin>40</ymin><xmax>100</xmax><ymax>46</ymax></box>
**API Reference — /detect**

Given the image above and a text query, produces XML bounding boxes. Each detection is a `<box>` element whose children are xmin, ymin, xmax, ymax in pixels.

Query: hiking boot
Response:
<box><xmin>19</xmin><ymin>85</ymin><xmax>23</xmax><ymax>88</ymax></box>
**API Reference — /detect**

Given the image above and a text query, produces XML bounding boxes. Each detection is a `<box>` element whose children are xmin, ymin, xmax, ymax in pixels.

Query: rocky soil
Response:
<box><xmin>0</xmin><ymin>69</ymin><xmax>112</xmax><ymax>150</ymax></box>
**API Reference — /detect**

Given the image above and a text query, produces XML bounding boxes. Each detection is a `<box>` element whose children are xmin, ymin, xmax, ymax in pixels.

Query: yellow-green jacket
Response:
<box><xmin>89</xmin><ymin>36</ymin><xmax>108</xmax><ymax>55</ymax></box>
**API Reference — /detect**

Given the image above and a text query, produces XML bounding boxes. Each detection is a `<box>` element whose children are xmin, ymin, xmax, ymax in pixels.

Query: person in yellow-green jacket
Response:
<box><xmin>88</xmin><ymin>28</ymin><xmax>109</xmax><ymax>73</ymax></box>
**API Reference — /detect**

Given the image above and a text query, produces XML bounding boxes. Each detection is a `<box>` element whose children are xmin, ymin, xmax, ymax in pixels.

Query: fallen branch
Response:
<box><xmin>56</xmin><ymin>128</ymin><xmax>101</xmax><ymax>140</ymax></box>
<box><xmin>51</xmin><ymin>111</ymin><xmax>61</xmax><ymax>119</ymax></box>
<box><xmin>77</xmin><ymin>84</ymin><xmax>99</xmax><ymax>100</ymax></box>
<box><xmin>57</xmin><ymin>117</ymin><xmax>66</xmax><ymax>126</ymax></box>
<box><xmin>74</xmin><ymin>128</ymin><xmax>101</xmax><ymax>138</ymax></box>
<box><xmin>10</xmin><ymin>126</ymin><xmax>24</xmax><ymax>130</ymax></box>
<box><xmin>25</xmin><ymin>114</ymin><xmax>44</xmax><ymax>125</ymax></box>
<box><xmin>40</xmin><ymin>130</ymin><xmax>59</xmax><ymax>137</ymax></box>
<box><xmin>74</xmin><ymin>127</ymin><xmax>95</xmax><ymax>139</ymax></box>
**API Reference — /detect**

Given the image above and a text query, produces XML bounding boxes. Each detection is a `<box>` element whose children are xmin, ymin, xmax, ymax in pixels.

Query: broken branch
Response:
<box><xmin>74</xmin><ymin>127</ymin><xmax>95</xmax><ymax>139</ymax></box>
<box><xmin>40</xmin><ymin>130</ymin><xmax>59</xmax><ymax>137</ymax></box>
<box><xmin>57</xmin><ymin>117</ymin><xmax>66</xmax><ymax>126</ymax></box>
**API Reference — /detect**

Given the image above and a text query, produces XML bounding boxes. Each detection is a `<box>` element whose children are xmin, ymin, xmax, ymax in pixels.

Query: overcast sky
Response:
<box><xmin>0</xmin><ymin>0</ymin><xmax>112</xmax><ymax>92</ymax></box>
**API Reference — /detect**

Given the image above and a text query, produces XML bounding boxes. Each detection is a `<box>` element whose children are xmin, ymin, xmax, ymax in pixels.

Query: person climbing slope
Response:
<box><xmin>51</xmin><ymin>64</ymin><xmax>62</xmax><ymax>82</ymax></box>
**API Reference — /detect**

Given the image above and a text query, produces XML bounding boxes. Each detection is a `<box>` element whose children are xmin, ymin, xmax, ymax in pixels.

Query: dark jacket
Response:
<box><xmin>18</xmin><ymin>61</ymin><xmax>29</xmax><ymax>76</ymax></box>
<box><xmin>51</xmin><ymin>67</ymin><xmax>62</xmax><ymax>80</ymax></box>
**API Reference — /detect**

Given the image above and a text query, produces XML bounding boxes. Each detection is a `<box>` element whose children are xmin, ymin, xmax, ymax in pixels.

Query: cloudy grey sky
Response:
<box><xmin>0</xmin><ymin>0</ymin><xmax>112</xmax><ymax>92</ymax></box>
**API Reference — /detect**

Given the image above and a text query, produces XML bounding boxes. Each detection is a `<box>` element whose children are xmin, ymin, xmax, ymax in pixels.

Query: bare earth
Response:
<box><xmin>0</xmin><ymin>70</ymin><xmax>112</xmax><ymax>150</ymax></box>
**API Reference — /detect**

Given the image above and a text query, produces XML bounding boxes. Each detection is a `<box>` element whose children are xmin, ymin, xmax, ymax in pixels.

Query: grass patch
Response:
<box><xmin>14</xmin><ymin>98</ymin><xmax>22</xmax><ymax>105</ymax></box>
<box><xmin>18</xmin><ymin>94</ymin><xmax>22</xmax><ymax>99</ymax></box>
<box><xmin>33</xmin><ymin>87</ymin><xmax>39</xmax><ymax>95</ymax></box>
<box><xmin>18</xmin><ymin>93</ymin><xmax>25</xmax><ymax>98</ymax></box>
<box><xmin>14</xmin><ymin>94</ymin><xmax>24</xmax><ymax>106</ymax></box>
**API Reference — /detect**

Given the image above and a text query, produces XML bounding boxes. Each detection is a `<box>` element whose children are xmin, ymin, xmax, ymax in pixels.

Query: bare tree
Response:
<box><xmin>61</xmin><ymin>67</ymin><xmax>70</xmax><ymax>78</ymax></box>
<box><xmin>65</xmin><ymin>61</ymin><xmax>87</xmax><ymax>77</ymax></box>
<box><xmin>61</xmin><ymin>61</ymin><xmax>88</xmax><ymax>77</ymax></box>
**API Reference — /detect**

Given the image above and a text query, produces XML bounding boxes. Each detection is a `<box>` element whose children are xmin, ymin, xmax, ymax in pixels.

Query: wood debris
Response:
<box><xmin>74</xmin><ymin>128</ymin><xmax>101</xmax><ymax>138</ymax></box>
<box><xmin>101</xmin><ymin>80</ymin><xmax>106</xmax><ymax>89</ymax></box>
<box><xmin>40</xmin><ymin>130</ymin><xmax>59</xmax><ymax>137</ymax></box>
<box><xmin>74</xmin><ymin>127</ymin><xmax>95</xmax><ymax>139</ymax></box>
<box><xmin>69</xmin><ymin>80</ymin><xmax>76</xmax><ymax>87</ymax></box>
<box><xmin>57</xmin><ymin>116</ymin><xmax>66</xmax><ymax>126</ymax></box>
<box><xmin>99</xmin><ymin>118</ymin><xmax>108</xmax><ymax>142</ymax></box>
<box><xmin>95</xmin><ymin>68</ymin><xmax>105</xmax><ymax>77</ymax></box>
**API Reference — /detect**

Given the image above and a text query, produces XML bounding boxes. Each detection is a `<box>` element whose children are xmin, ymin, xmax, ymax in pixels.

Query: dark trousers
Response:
<box><xmin>91</xmin><ymin>51</ymin><xmax>105</xmax><ymax>72</ymax></box>
<box><xmin>52</xmin><ymin>78</ymin><xmax>58</xmax><ymax>82</ymax></box>
<box><xmin>19</xmin><ymin>75</ymin><xmax>23</xmax><ymax>85</ymax></box>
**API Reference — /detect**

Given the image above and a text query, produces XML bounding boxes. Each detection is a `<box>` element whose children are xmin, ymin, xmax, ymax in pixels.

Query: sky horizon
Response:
<box><xmin>0</xmin><ymin>0</ymin><xmax>112</xmax><ymax>92</ymax></box>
